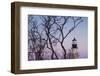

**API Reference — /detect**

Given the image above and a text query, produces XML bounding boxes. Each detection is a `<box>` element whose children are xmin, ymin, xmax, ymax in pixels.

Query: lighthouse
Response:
<box><xmin>71</xmin><ymin>37</ymin><xmax>79</xmax><ymax>59</ymax></box>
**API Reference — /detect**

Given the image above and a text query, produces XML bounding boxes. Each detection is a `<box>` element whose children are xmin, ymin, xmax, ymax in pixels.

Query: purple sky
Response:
<box><xmin>28</xmin><ymin>15</ymin><xmax>88</xmax><ymax>58</ymax></box>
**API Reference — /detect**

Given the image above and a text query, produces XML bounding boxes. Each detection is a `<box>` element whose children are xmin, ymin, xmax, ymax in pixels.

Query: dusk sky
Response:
<box><xmin>28</xmin><ymin>15</ymin><xmax>88</xmax><ymax>59</ymax></box>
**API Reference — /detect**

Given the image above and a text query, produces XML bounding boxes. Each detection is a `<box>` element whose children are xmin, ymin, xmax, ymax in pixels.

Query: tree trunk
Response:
<box><xmin>61</xmin><ymin>43</ymin><xmax>67</xmax><ymax>59</ymax></box>
<box><xmin>48</xmin><ymin>36</ymin><xmax>58</xmax><ymax>59</ymax></box>
<box><xmin>35</xmin><ymin>51</ymin><xmax>43</xmax><ymax>60</ymax></box>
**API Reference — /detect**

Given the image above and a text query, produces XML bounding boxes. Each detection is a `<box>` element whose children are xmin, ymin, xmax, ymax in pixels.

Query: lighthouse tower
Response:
<box><xmin>71</xmin><ymin>37</ymin><xmax>79</xmax><ymax>59</ymax></box>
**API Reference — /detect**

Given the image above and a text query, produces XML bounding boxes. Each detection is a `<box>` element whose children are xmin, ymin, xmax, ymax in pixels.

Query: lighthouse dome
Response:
<box><xmin>72</xmin><ymin>37</ymin><xmax>77</xmax><ymax>41</ymax></box>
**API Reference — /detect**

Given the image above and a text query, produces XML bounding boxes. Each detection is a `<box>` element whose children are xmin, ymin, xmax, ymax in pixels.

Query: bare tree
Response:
<box><xmin>49</xmin><ymin>16</ymin><xmax>83</xmax><ymax>59</ymax></box>
<box><xmin>28</xmin><ymin>15</ymin><xmax>83</xmax><ymax>60</ymax></box>
<box><xmin>28</xmin><ymin>16</ymin><xmax>46</xmax><ymax>60</ymax></box>
<box><xmin>41</xmin><ymin>16</ymin><xmax>59</xmax><ymax>59</ymax></box>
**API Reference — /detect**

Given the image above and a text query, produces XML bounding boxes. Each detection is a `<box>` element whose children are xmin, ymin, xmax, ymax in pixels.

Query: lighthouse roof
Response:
<box><xmin>72</xmin><ymin>37</ymin><xmax>77</xmax><ymax>41</ymax></box>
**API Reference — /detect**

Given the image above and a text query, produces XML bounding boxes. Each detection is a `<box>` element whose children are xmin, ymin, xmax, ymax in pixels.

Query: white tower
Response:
<box><xmin>71</xmin><ymin>38</ymin><xmax>79</xmax><ymax>59</ymax></box>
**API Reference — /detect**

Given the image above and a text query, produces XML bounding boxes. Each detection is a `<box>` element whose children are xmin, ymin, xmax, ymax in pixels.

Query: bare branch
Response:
<box><xmin>76</xmin><ymin>19</ymin><xmax>83</xmax><ymax>27</ymax></box>
<box><xmin>50</xmin><ymin>33</ymin><xmax>61</xmax><ymax>43</ymax></box>
<box><xmin>64</xmin><ymin>17</ymin><xmax>83</xmax><ymax>39</ymax></box>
